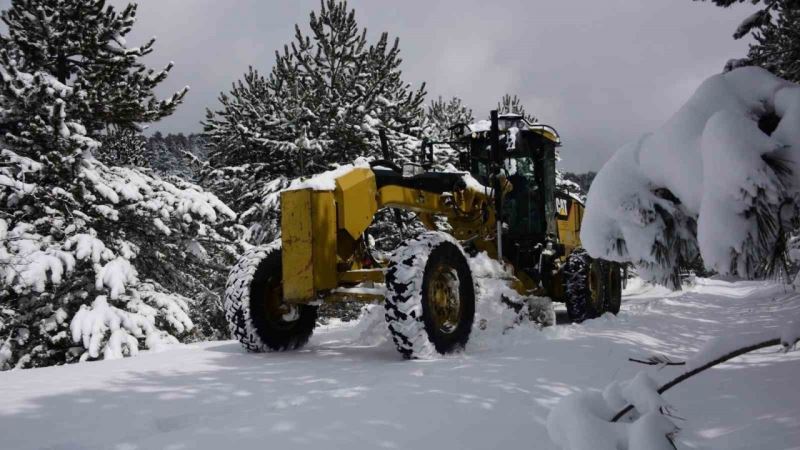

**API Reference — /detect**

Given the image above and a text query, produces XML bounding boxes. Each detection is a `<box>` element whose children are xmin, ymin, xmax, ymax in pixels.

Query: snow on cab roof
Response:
<box><xmin>466</xmin><ymin>118</ymin><xmax>561</xmax><ymax>145</ymax></box>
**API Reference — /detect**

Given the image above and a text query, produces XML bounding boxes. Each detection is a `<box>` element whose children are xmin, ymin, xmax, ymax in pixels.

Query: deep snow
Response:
<box><xmin>1</xmin><ymin>278</ymin><xmax>799</xmax><ymax>450</ymax></box>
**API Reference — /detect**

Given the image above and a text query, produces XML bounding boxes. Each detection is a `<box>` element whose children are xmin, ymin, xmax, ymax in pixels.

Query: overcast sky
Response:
<box><xmin>2</xmin><ymin>0</ymin><xmax>757</xmax><ymax>172</ymax></box>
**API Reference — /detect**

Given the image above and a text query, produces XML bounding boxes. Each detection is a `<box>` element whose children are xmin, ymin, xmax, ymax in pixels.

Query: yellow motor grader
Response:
<box><xmin>224</xmin><ymin>111</ymin><xmax>622</xmax><ymax>359</ymax></box>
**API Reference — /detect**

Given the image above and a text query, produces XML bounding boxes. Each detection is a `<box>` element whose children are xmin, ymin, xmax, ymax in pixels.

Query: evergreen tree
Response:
<box><xmin>581</xmin><ymin>67</ymin><xmax>799</xmax><ymax>288</ymax></box>
<box><xmin>203</xmin><ymin>0</ymin><xmax>427</xmax><ymax>245</ymax></box>
<box><xmin>746</xmin><ymin>3</ymin><xmax>800</xmax><ymax>82</ymax></box>
<box><xmin>497</xmin><ymin>94</ymin><xmax>537</xmax><ymax>123</ymax></box>
<box><xmin>146</xmin><ymin>132</ymin><xmax>199</xmax><ymax>179</ymax></box>
<box><xmin>99</xmin><ymin>128</ymin><xmax>148</xmax><ymax>167</ymax></box>
<box><xmin>0</xmin><ymin>1</ymin><xmax>236</xmax><ymax>370</ymax></box>
<box><xmin>418</xmin><ymin>96</ymin><xmax>471</xmax><ymax>169</ymax></box>
<box><xmin>203</xmin><ymin>67</ymin><xmax>280</xmax><ymax>169</ymax></box>
<box><xmin>560</xmin><ymin>171</ymin><xmax>597</xmax><ymax>202</ymax></box>
<box><xmin>0</xmin><ymin>0</ymin><xmax>188</xmax><ymax>135</ymax></box>
<box><xmin>693</xmin><ymin>0</ymin><xmax>800</xmax><ymax>285</ymax></box>
<box><xmin>426</xmin><ymin>96</ymin><xmax>473</xmax><ymax>141</ymax></box>
<box><xmin>696</xmin><ymin>0</ymin><xmax>800</xmax><ymax>82</ymax></box>
<box><xmin>204</xmin><ymin>0</ymin><xmax>426</xmax><ymax>176</ymax></box>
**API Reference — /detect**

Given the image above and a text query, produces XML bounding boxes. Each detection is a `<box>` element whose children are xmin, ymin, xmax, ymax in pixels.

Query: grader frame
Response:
<box><xmin>224</xmin><ymin>110</ymin><xmax>620</xmax><ymax>359</ymax></box>
<box><xmin>279</xmin><ymin>117</ymin><xmax>582</xmax><ymax>307</ymax></box>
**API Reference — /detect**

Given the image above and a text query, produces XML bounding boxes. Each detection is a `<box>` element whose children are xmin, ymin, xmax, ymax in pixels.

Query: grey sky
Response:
<box><xmin>3</xmin><ymin>0</ymin><xmax>757</xmax><ymax>172</ymax></box>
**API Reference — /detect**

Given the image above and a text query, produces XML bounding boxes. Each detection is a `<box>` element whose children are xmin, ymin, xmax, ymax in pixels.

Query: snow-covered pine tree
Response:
<box><xmin>0</xmin><ymin>0</ymin><xmax>237</xmax><ymax>369</ymax></box>
<box><xmin>692</xmin><ymin>1</ymin><xmax>800</xmax><ymax>284</ymax></box>
<box><xmin>582</xmin><ymin>67</ymin><xmax>799</xmax><ymax>288</ymax></box>
<box><xmin>421</xmin><ymin>96</ymin><xmax>473</xmax><ymax>169</ymax></box>
<box><xmin>145</xmin><ymin>132</ymin><xmax>197</xmax><ymax>179</ymax></box>
<box><xmin>696</xmin><ymin>0</ymin><xmax>800</xmax><ymax>83</ymax></box>
<box><xmin>203</xmin><ymin>67</ymin><xmax>280</xmax><ymax>170</ymax></box>
<box><xmin>203</xmin><ymin>0</ymin><xmax>427</xmax><ymax>245</ymax></box>
<box><xmin>497</xmin><ymin>94</ymin><xmax>537</xmax><ymax>123</ymax></box>
<box><xmin>205</xmin><ymin>0</ymin><xmax>426</xmax><ymax>177</ymax></box>
<box><xmin>0</xmin><ymin>0</ymin><xmax>188</xmax><ymax>135</ymax></box>
<box><xmin>561</xmin><ymin>172</ymin><xmax>597</xmax><ymax>199</ymax></box>
<box><xmin>745</xmin><ymin>2</ymin><xmax>800</xmax><ymax>82</ymax></box>
<box><xmin>100</xmin><ymin>128</ymin><xmax>148</xmax><ymax>167</ymax></box>
<box><xmin>426</xmin><ymin>96</ymin><xmax>473</xmax><ymax>141</ymax></box>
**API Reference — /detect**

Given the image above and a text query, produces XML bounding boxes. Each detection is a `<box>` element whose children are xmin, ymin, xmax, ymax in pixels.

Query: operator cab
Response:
<box><xmin>461</xmin><ymin>114</ymin><xmax>561</xmax><ymax>237</ymax></box>
<box><xmin>457</xmin><ymin>113</ymin><xmax>562</xmax><ymax>281</ymax></box>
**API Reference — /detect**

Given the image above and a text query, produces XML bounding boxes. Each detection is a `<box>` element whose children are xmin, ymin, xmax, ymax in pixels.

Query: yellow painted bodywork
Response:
<box><xmin>280</xmin><ymin>190</ymin><xmax>337</xmax><ymax>303</ymax></box>
<box><xmin>281</xmin><ymin>167</ymin><xmax>493</xmax><ymax>303</ymax></box>
<box><xmin>557</xmin><ymin>200</ymin><xmax>584</xmax><ymax>255</ymax></box>
<box><xmin>335</xmin><ymin>168</ymin><xmax>378</xmax><ymax>240</ymax></box>
<box><xmin>281</xmin><ymin>165</ymin><xmax>585</xmax><ymax>304</ymax></box>
<box><xmin>280</xmin><ymin>190</ymin><xmax>314</xmax><ymax>302</ymax></box>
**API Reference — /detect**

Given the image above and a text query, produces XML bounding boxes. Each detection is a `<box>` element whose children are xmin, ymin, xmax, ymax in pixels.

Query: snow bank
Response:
<box><xmin>547</xmin><ymin>371</ymin><xmax>676</xmax><ymax>450</ymax></box>
<box><xmin>582</xmin><ymin>67</ymin><xmax>800</xmax><ymax>284</ymax></box>
<box><xmin>687</xmin><ymin>309</ymin><xmax>800</xmax><ymax>370</ymax></box>
<box><xmin>469</xmin><ymin>251</ymin><xmax>555</xmax><ymax>337</ymax></box>
<box><xmin>549</xmin><ymin>283</ymin><xmax>800</xmax><ymax>450</ymax></box>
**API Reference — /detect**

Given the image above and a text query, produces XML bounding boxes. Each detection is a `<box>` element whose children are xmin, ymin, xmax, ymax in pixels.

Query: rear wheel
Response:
<box><xmin>224</xmin><ymin>243</ymin><xmax>318</xmax><ymax>352</ymax></box>
<box><xmin>563</xmin><ymin>248</ymin><xmax>604</xmax><ymax>322</ymax></box>
<box><xmin>604</xmin><ymin>262</ymin><xmax>622</xmax><ymax>315</ymax></box>
<box><xmin>385</xmin><ymin>232</ymin><xmax>475</xmax><ymax>359</ymax></box>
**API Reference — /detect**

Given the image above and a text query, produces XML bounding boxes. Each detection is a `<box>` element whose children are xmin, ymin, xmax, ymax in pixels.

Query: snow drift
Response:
<box><xmin>582</xmin><ymin>67</ymin><xmax>800</xmax><ymax>285</ymax></box>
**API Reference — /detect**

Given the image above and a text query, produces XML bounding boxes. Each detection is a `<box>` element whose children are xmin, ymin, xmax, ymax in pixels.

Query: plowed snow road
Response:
<box><xmin>2</xmin><ymin>279</ymin><xmax>799</xmax><ymax>450</ymax></box>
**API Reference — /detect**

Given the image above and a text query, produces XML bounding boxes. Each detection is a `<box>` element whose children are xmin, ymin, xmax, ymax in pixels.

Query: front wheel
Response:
<box><xmin>384</xmin><ymin>232</ymin><xmax>475</xmax><ymax>359</ymax></box>
<box><xmin>224</xmin><ymin>243</ymin><xmax>318</xmax><ymax>352</ymax></box>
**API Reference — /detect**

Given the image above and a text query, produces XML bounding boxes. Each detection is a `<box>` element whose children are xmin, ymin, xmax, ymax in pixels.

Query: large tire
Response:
<box><xmin>604</xmin><ymin>262</ymin><xmax>622</xmax><ymax>315</ymax></box>
<box><xmin>563</xmin><ymin>248</ymin><xmax>604</xmax><ymax>323</ymax></box>
<box><xmin>563</xmin><ymin>249</ymin><xmax>623</xmax><ymax>322</ymax></box>
<box><xmin>224</xmin><ymin>242</ymin><xmax>318</xmax><ymax>352</ymax></box>
<box><xmin>384</xmin><ymin>232</ymin><xmax>475</xmax><ymax>359</ymax></box>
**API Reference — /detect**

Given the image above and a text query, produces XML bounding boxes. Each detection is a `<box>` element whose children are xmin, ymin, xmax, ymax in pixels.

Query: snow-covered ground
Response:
<box><xmin>2</xmin><ymin>278</ymin><xmax>799</xmax><ymax>450</ymax></box>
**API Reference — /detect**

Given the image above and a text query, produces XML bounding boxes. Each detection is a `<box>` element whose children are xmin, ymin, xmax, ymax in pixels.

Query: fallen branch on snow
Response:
<box><xmin>628</xmin><ymin>355</ymin><xmax>686</xmax><ymax>367</ymax></box>
<box><xmin>613</xmin><ymin>337</ymin><xmax>784</xmax><ymax>422</ymax></box>
<box><xmin>548</xmin><ymin>314</ymin><xmax>800</xmax><ymax>450</ymax></box>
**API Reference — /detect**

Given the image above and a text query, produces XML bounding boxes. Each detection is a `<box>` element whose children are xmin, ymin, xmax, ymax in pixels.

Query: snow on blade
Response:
<box><xmin>286</xmin><ymin>157</ymin><xmax>371</xmax><ymax>191</ymax></box>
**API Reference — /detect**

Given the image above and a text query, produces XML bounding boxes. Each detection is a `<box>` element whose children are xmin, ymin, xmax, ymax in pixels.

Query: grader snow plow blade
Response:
<box><xmin>280</xmin><ymin>189</ymin><xmax>338</xmax><ymax>303</ymax></box>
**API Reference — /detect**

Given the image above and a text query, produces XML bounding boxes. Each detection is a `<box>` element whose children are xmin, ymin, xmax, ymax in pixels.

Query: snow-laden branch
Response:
<box><xmin>582</xmin><ymin>67</ymin><xmax>800</xmax><ymax>286</ymax></box>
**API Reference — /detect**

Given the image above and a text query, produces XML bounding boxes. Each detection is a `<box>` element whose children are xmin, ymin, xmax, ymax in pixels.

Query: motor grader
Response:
<box><xmin>224</xmin><ymin>111</ymin><xmax>622</xmax><ymax>359</ymax></box>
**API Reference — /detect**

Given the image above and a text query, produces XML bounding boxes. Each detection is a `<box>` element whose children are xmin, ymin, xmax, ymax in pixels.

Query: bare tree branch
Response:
<box><xmin>612</xmin><ymin>338</ymin><xmax>782</xmax><ymax>422</ymax></box>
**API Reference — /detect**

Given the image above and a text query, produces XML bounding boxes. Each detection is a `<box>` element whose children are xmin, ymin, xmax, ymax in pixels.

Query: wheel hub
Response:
<box><xmin>426</xmin><ymin>264</ymin><xmax>462</xmax><ymax>334</ymax></box>
<box><xmin>264</xmin><ymin>282</ymin><xmax>299</xmax><ymax>329</ymax></box>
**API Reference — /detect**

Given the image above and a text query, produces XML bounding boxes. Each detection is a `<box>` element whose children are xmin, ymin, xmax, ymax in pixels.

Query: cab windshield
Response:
<box><xmin>472</xmin><ymin>156</ymin><xmax>537</xmax><ymax>184</ymax></box>
<box><xmin>504</xmin><ymin>156</ymin><xmax>535</xmax><ymax>178</ymax></box>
